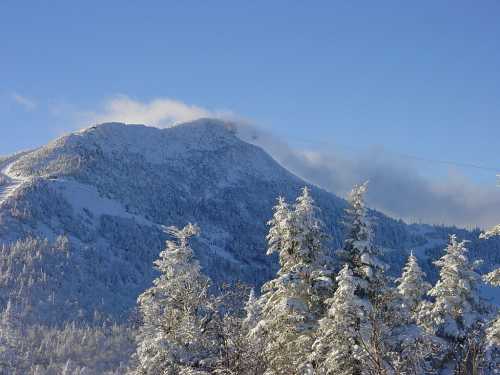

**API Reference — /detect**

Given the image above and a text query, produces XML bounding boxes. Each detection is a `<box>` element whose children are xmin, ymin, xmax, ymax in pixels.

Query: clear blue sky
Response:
<box><xmin>1</xmin><ymin>1</ymin><xmax>499</xmax><ymax>184</ymax></box>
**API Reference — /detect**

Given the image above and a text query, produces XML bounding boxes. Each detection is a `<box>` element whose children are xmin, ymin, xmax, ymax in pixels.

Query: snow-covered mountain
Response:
<box><xmin>0</xmin><ymin>119</ymin><xmax>498</xmax><ymax>324</ymax></box>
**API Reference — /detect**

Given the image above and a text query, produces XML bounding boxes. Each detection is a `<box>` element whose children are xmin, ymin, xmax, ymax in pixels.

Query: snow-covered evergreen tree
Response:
<box><xmin>483</xmin><ymin>268</ymin><xmax>500</xmax><ymax>352</ymax></box>
<box><xmin>388</xmin><ymin>252</ymin><xmax>436</xmax><ymax>374</ymax></box>
<box><xmin>395</xmin><ymin>251</ymin><xmax>431</xmax><ymax>319</ymax></box>
<box><xmin>256</xmin><ymin>188</ymin><xmax>333</xmax><ymax>374</ymax></box>
<box><xmin>483</xmin><ymin>268</ymin><xmax>500</xmax><ymax>349</ymax></box>
<box><xmin>330</xmin><ymin>182</ymin><xmax>433</xmax><ymax>374</ymax></box>
<box><xmin>334</xmin><ymin>182</ymin><xmax>401</xmax><ymax>373</ymax></box>
<box><xmin>337</xmin><ymin>182</ymin><xmax>386</xmax><ymax>299</ymax></box>
<box><xmin>312</xmin><ymin>264</ymin><xmax>370</xmax><ymax>375</ymax></box>
<box><xmin>479</xmin><ymin>225</ymin><xmax>500</xmax><ymax>369</ymax></box>
<box><xmin>133</xmin><ymin>224</ymin><xmax>219</xmax><ymax>375</ymax></box>
<box><xmin>266</xmin><ymin>196</ymin><xmax>294</xmax><ymax>272</ymax></box>
<box><xmin>426</xmin><ymin>235</ymin><xmax>483</xmax><ymax>338</ymax></box>
<box><xmin>423</xmin><ymin>235</ymin><xmax>488</xmax><ymax>372</ymax></box>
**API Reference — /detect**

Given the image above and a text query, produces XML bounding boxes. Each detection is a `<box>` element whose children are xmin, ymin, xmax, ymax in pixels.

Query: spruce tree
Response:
<box><xmin>256</xmin><ymin>188</ymin><xmax>333</xmax><ymax>374</ymax></box>
<box><xmin>133</xmin><ymin>224</ymin><xmax>218</xmax><ymax>375</ymax></box>
<box><xmin>312</xmin><ymin>264</ymin><xmax>370</xmax><ymax>375</ymax></box>
<box><xmin>392</xmin><ymin>253</ymin><xmax>435</xmax><ymax>374</ymax></box>
<box><xmin>426</xmin><ymin>235</ymin><xmax>483</xmax><ymax>338</ymax></box>
<box><xmin>479</xmin><ymin>227</ymin><xmax>500</xmax><ymax>362</ymax></box>
<box><xmin>424</xmin><ymin>235</ymin><xmax>487</xmax><ymax>372</ymax></box>
<box><xmin>334</xmin><ymin>182</ymin><xmax>418</xmax><ymax>374</ymax></box>
<box><xmin>336</xmin><ymin>182</ymin><xmax>386</xmax><ymax>300</ymax></box>
<box><xmin>395</xmin><ymin>251</ymin><xmax>431</xmax><ymax>319</ymax></box>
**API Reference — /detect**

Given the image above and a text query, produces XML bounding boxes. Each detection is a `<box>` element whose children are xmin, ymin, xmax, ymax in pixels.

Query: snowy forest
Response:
<box><xmin>0</xmin><ymin>182</ymin><xmax>498</xmax><ymax>374</ymax></box>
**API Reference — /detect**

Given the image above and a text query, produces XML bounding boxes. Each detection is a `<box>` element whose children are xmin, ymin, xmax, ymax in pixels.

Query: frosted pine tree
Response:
<box><xmin>479</xmin><ymin>227</ymin><xmax>500</xmax><ymax>357</ymax></box>
<box><xmin>395</xmin><ymin>251</ymin><xmax>431</xmax><ymax>319</ymax></box>
<box><xmin>426</xmin><ymin>235</ymin><xmax>483</xmax><ymax>338</ymax></box>
<box><xmin>132</xmin><ymin>224</ymin><xmax>219</xmax><ymax>375</ymax></box>
<box><xmin>424</xmin><ymin>235</ymin><xmax>487</xmax><ymax>372</ymax></box>
<box><xmin>294</xmin><ymin>187</ymin><xmax>334</xmax><ymax>311</ymax></box>
<box><xmin>335</xmin><ymin>182</ymin><xmax>418</xmax><ymax>374</ymax></box>
<box><xmin>266</xmin><ymin>196</ymin><xmax>295</xmax><ymax>272</ymax></box>
<box><xmin>391</xmin><ymin>253</ymin><xmax>436</xmax><ymax>374</ymax></box>
<box><xmin>256</xmin><ymin>188</ymin><xmax>333</xmax><ymax>374</ymax></box>
<box><xmin>312</xmin><ymin>264</ymin><xmax>370</xmax><ymax>375</ymax></box>
<box><xmin>337</xmin><ymin>182</ymin><xmax>386</xmax><ymax>299</ymax></box>
<box><xmin>483</xmin><ymin>269</ymin><xmax>500</xmax><ymax>350</ymax></box>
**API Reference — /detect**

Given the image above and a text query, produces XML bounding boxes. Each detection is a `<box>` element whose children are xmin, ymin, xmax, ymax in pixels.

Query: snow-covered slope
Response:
<box><xmin>0</xmin><ymin>154</ymin><xmax>29</xmax><ymax>207</ymax></box>
<box><xmin>0</xmin><ymin>119</ymin><xmax>498</xmax><ymax>323</ymax></box>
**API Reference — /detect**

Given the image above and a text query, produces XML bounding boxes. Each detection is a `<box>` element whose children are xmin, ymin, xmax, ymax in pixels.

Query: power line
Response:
<box><xmin>287</xmin><ymin>136</ymin><xmax>499</xmax><ymax>173</ymax></box>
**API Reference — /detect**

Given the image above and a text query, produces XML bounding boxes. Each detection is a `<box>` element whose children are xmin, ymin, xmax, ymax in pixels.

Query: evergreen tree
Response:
<box><xmin>256</xmin><ymin>188</ymin><xmax>333</xmax><ymax>374</ymax></box>
<box><xmin>133</xmin><ymin>224</ymin><xmax>219</xmax><ymax>375</ymax></box>
<box><xmin>424</xmin><ymin>235</ymin><xmax>487</xmax><ymax>372</ymax></box>
<box><xmin>426</xmin><ymin>235</ymin><xmax>483</xmax><ymax>338</ymax></box>
<box><xmin>391</xmin><ymin>253</ymin><xmax>436</xmax><ymax>374</ymax></box>
<box><xmin>482</xmin><ymin>269</ymin><xmax>500</xmax><ymax>348</ymax></box>
<box><xmin>395</xmin><ymin>251</ymin><xmax>431</xmax><ymax>319</ymax></box>
<box><xmin>479</xmin><ymin>225</ymin><xmax>500</xmax><ymax>369</ymax></box>
<box><xmin>336</xmin><ymin>182</ymin><xmax>386</xmax><ymax>300</ymax></box>
<box><xmin>483</xmin><ymin>268</ymin><xmax>500</xmax><ymax>352</ymax></box>
<box><xmin>312</xmin><ymin>264</ymin><xmax>370</xmax><ymax>375</ymax></box>
<box><xmin>334</xmin><ymin>182</ymin><xmax>399</xmax><ymax>373</ymax></box>
<box><xmin>266</xmin><ymin>196</ymin><xmax>294</xmax><ymax>272</ymax></box>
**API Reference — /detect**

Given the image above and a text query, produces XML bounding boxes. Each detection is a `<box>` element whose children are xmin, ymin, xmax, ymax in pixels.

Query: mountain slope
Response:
<box><xmin>0</xmin><ymin>119</ymin><xmax>498</xmax><ymax>324</ymax></box>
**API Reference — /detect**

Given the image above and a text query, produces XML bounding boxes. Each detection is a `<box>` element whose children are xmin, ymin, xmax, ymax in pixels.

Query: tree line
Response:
<box><xmin>131</xmin><ymin>183</ymin><xmax>500</xmax><ymax>375</ymax></box>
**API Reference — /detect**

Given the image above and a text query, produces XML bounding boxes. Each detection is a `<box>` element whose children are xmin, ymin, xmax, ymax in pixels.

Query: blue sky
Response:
<box><xmin>1</xmin><ymin>1</ymin><xmax>499</xmax><ymax>226</ymax></box>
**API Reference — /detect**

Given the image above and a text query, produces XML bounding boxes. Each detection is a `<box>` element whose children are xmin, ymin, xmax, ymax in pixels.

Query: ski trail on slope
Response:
<box><xmin>0</xmin><ymin>158</ymin><xmax>28</xmax><ymax>207</ymax></box>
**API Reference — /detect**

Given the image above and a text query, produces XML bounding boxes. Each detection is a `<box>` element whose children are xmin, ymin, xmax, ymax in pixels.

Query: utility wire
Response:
<box><xmin>287</xmin><ymin>136</ymin><xmax>499</xmax><ymax>173</ymax></box>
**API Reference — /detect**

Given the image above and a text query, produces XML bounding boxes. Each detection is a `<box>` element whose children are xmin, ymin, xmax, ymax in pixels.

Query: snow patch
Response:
<box><xmin>0</xmin><ymin>156</ymin><xmax>29</xmax><ymax>207</ymax></box>
<box><xmin>52</xmin><ymin>179</ymin><xmax>157</xmax><ymax>228</ymax></box>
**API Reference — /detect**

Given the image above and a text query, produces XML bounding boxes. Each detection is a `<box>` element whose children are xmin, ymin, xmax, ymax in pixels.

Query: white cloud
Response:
<box><xmin>11</xmin><ymin>93</ymin><xmax>37</xmax><ymax>111</ymax></box>
<box><xmin>84</xmin><ymin>95</ymin><xmax>234</xmax><ymax>128</ymax></box>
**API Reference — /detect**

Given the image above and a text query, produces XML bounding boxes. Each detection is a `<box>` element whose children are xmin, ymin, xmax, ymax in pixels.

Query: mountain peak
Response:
<box><xmin>9</xmin><ymin>118</ymin><xmax>248</xmax><ymax>179</ymax></box>
<box><xmin>79</xmin><ymin>118</ymin><xmax>237</xmax><ymax>140</ymax></box>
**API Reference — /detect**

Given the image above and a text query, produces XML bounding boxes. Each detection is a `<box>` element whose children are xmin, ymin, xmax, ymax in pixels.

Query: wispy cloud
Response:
<box><xmin>11</xmin><ymin>93</ymin><xmax>37</xmax><ymax>111</ymax></box>
<box><xmin>235</xmin><ymin>123</ymin><xmax>500</xmax><ymax>229</ymax></box>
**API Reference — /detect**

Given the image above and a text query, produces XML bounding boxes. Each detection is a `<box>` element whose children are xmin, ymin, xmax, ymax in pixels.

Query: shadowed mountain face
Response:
<box><xmin>0</xmin><ymin>119</ymin><xmax>498</xmax><ymax>323</ymax></box>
